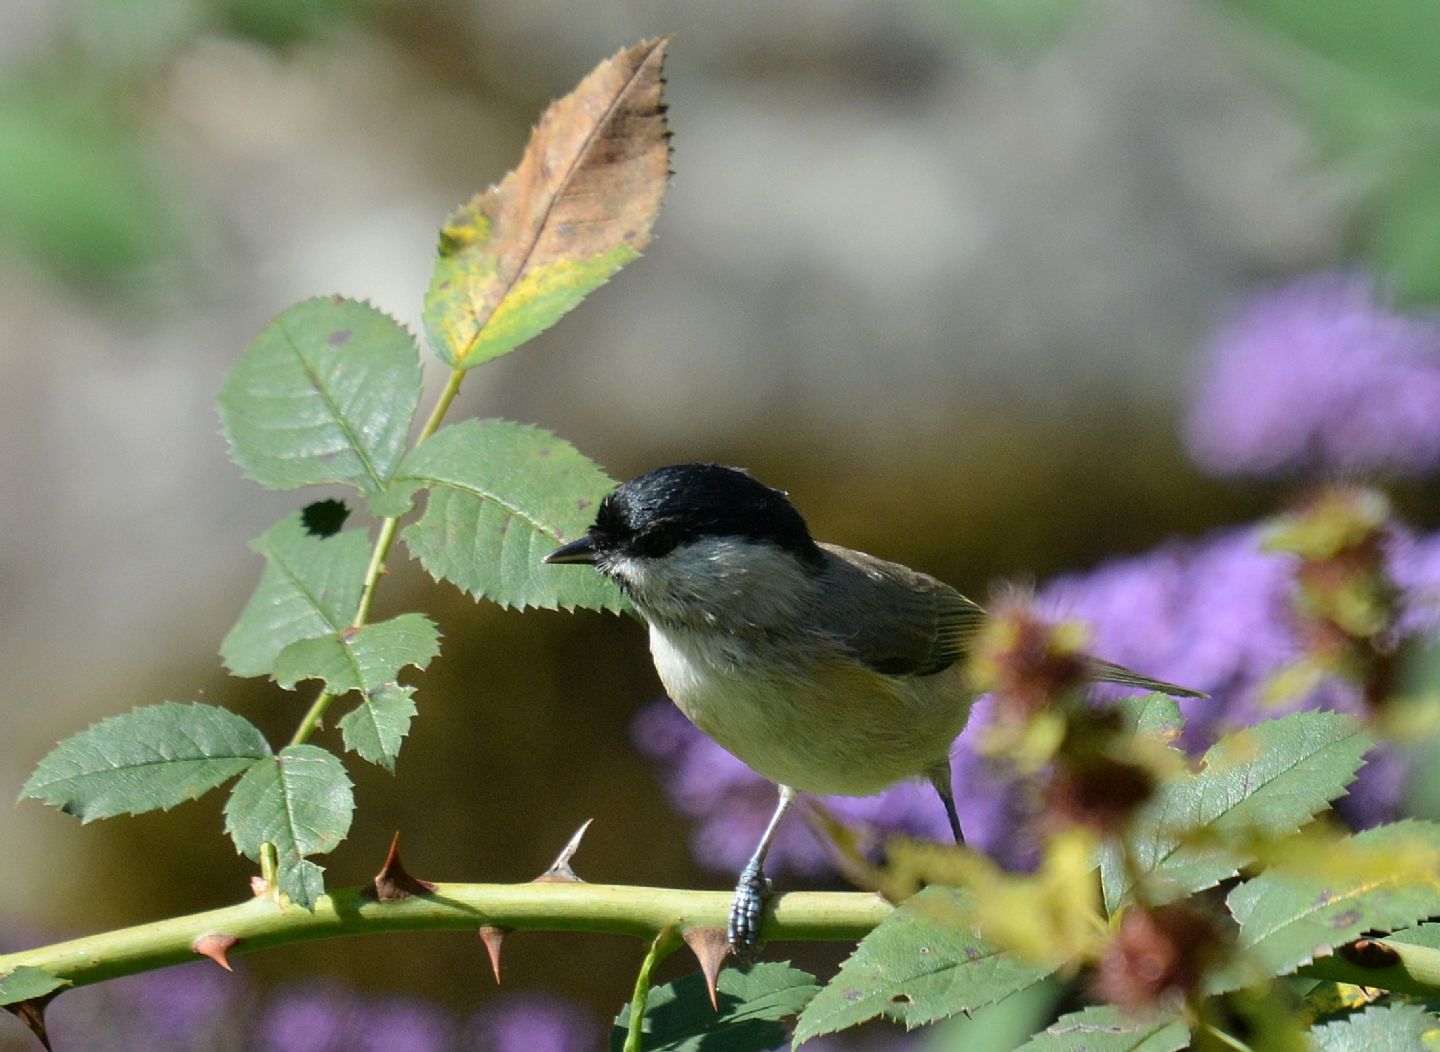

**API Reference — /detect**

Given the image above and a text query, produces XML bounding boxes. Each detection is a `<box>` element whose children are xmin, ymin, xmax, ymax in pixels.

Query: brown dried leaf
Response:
<box><xmin>426</xmin><ymin>37</ymin><xmax>672</xmax><ymax>369</ymax></box>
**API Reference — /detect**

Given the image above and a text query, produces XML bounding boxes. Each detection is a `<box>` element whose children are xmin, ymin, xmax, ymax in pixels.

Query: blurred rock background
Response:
<box><xmin>2</xmin><ymin>0</ymin><xmax>1438</xmax><ymax>1038</ymax></box>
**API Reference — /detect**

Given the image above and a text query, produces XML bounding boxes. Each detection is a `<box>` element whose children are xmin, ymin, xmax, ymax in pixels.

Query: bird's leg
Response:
<box><xmin>728</xmin><ymin>784</ymin><xmax>797</xmax><ymax>962</ymax></box>
<box><xmin>926</xmin><ymin>760</ymin><xmax>965</xmax><ymax>845</ymax></box>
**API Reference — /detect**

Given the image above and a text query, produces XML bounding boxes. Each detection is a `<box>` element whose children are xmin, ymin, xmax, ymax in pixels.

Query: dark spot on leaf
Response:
<box><xmin>963</xmin><ymin>946</ymin><xmax>981</xmax><ymax>961</ymax></box>
<box><xmin>301</xmin><ymin>499</ymin><xmax>350</xmax><ymax>537</ymax></box>
<box><xmin>1332</xmin><ymin>909</ymin><xmax>1361</xmax><ymax>929</ymax></box>
<box><xmin>330</xmin><ymin>294</ymin><xmax>345</xmax><ymax>306</ymax></box>
<box><xmin>577</xmin><ymin>499</ymin><xmax>592</xmax><ymax>512</ymax></box>
<box><xmin>918</xmin><ymin>945</ymin><xmax>931</xmax><ymax>955</ymax></box>
<box><xmin>538</xmin><ymin>448</ymin><xmax>552</xmax><ymax>457</ymax></box>
<box><xmin>1314</xmin><ymin>889</ymin><xmax>1332</xmax><ymax>906</ymax></box>
<box><xmin>889</xmin><ymin>994</ymin><xmax>912</xmax><ymax>1005</ymax></box>
<box><xmin>842</xmin><ymin>988</ymin><xmax>864</xmax><ymax>1003</ymax></box>
<box><xmin>496</xmin><ymin>517</ymin><xmax>511</xmax><ymax>537</ymax></box>
<box><xmin>328</xmin><ymin>329</ymin><xmax>352</xmax><ymax>347</ymax></box>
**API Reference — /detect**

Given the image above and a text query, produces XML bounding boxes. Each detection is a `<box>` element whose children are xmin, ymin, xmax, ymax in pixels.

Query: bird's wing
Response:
<box><xmin>814</xmin><ymin>544</ymin><xmax>987</xmax><ymax>677</ymax></box>
<box><xmin>813</xmin><ymin>545</ymin><xmax>1207</xmax><ymax>698</ymax></box>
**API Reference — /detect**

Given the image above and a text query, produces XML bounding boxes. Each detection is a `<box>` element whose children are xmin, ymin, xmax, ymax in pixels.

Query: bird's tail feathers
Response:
<box><xmin>1087</xmin><ymin>659</ymin><xmax>1208</xmax><ymax>700</ymax></box>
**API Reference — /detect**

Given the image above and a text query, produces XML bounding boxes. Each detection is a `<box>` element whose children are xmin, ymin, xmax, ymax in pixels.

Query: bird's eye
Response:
<box><xmin>632</xmin><ymin>523</ymin><xmax>682</xmax><ymax>558</ymax></box>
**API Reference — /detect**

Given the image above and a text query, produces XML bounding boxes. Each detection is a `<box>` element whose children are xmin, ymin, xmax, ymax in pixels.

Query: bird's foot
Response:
<box><xmin>727</xmin><ymin>859</ymin><xmax>772</xmax><ymax>963</ymax></box>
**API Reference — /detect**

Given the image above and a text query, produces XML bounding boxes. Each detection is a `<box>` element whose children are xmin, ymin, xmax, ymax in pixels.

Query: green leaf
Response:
<box><xmin>1012</xmin><ymin>1004</ymin><xmax>1189</xmax><ymax>1052</ymax></box>
<box><xmin>1389</xmin><ymin>922</ymin><xmax>1440</xmax><ymax>951</ymax></box>
<box><xmin>223</xmin><ymin>745</ymin><xmax>354</xmax><ymax>911</ymax></box>
<box><xmin>1224</xmin><ymin>821</ymin><xmax>1440</xmax><ymax>989</ymax></box>
<box><xmin>928</xmin><ymin>980</ymin><xmax>1061</xmax><ymax>1052</ymax></box>
<box><xmin>1310</xmin><ymin>1003</ymin><xmax>1440</xmax><ymax>1051</ymax></box>
<box><xmin>272</xmin><ymin>613</ymin><xmax>440</xmax><ymax>694</ymax></box>
<box><xmin>425</xmin><ymin>39</ymin><xmax>669</xmax><ymax>369</ymax></box>
<box><xmin>220</xmin><ymin>513</ymin><xmax>372</xmax><ymax>678</ymax></box>
<box><xmin>373</xmin><ymin>418</ymin><xmax>626</xmax><ymax>612</ymax></box>
<box><xmin>1102</xmin><ymin>711</ymin><xmax>1370</xmax><ymax>912</ymax></box>
<box><xmin>338</xmin><ymin>683</ymin><xmax>417</xmax><ymax>772</ymax></box>
<box><xmin>20</xmin><ymin>702</ymin><xmax>271</xmax><ymax>821</ymax></box>
<box><xmin>793</xmin><ymin>887</ymin><xmax>1055</xmax><ymax>1045</ymax></box>
<box><xmin>612</xmin><ymin>962</ymin><xmax>818</xmax><ymax>1052</ymax></box>
<box><xmin>0</xmin><ymin>966</ymin><xmax>71</xmax><ymax>1007</ymax></box>
<box><xmin>218</xmin><ymin>297</ymin><xmax>422</xmax><ymax>495</ymax></box>
<box><xmin>1113</xmin><ymin>692</ymin><xmax>1184</xmax><ymax>738</ymax></box>
<box><xmin>281</xmin><ymin>859</ymin><xmax>327</xmax><ymax>912</ymax></box>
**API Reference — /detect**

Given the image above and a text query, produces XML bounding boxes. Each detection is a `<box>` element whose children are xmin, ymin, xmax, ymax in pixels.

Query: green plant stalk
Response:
<box><xmin>623</xmin><ymin>924</ymin><xmax>681</xmax><ymax>1052</ymax></box>
<box><xmin>0</xmin><ymin>885</ymin><xmax>891</xmax><ymax>994</ymax></box>
<box><xmin>1299</xmin><ymin>937</ymin><xmax>1440</xmax><ymax>997</ymax></box>
<box><xmin>287</xmin><ymin>368</ymin><xmax>467</xmax><ymax>751</ymax></box>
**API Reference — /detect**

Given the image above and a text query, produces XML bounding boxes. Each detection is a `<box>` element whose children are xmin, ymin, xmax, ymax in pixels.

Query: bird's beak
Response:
<box><xmin>545</xmin><ymin>534</ymin><xmax>598</xmax><ymax>565</ymax></box>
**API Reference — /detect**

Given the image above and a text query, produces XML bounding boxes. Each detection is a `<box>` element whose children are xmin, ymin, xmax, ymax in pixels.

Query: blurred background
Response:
<box><xmin>4</xmin><ymin>0</ymin><xmax>1440</xmax><ymax>1047</ymax></box>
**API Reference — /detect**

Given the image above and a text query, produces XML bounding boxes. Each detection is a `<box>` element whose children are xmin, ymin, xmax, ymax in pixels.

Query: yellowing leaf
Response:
<box><xmin>889</xmin><ymin>831</ymin><xmax>1105</xmax><ymax>966</ymax></box>
<box><xmin>425</xmin><ymin>37</ymin><xmax>671</xmax><ymax>368</ymax></box>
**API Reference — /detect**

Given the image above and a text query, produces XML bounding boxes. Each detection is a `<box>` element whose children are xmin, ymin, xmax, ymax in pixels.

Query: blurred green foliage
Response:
<box><xmin>1212</xmin><ymin>0</ymin><xmax>1440</xmax><ymax>306</ymax></box>
<box><xmin>0</xmin><ymin>0</ymin><xmax>355</xmax><ymax>284</ymax></box>
<box><xmin>0</xmin><ymin>79</ymin><xmax>181</xmax><ymax>280</ymax></box>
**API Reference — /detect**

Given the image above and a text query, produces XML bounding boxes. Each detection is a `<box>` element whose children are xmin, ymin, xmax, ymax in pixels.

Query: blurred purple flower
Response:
<box><xmin>352</xmin><ymin>996</ymin><xmax>454</xmax><ymax>1052</ymax></box>
<box><xmin>462</xmin><ymin>991</ymin><xmax>601</xmax><ymax>1052</ymax></box>
<box><xmin>1186</xmin><ymin>272</ymin><xmax>1440</xmax><ymax>477</ymax></box>
<box><xmin>257</xmin><ymin>983</ymin><xmax>358</xmax><ymax>1052</ymax></box>
<box><xmin>129</xmin><ymin>962</ymin><xmax>241</xmax><ymax>1044</ymax></box>
<box><xmin>256</xmin><ymin>985</ymin><xmax>452</xmax><ymax>1052</ymax></box>
<box><xmin>1040</xmin><ymin>524</ymin><xmax>1440</xmax><ymax>827</ymax></box>
<box><xmin>1393</xmin><ymin>528</ymin><xmax>1440</xmax><ymax>638</ymax></box>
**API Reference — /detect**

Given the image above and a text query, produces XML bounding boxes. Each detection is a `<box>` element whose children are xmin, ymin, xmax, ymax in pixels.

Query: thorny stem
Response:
<box><xmin>286</xmin><ymin>369</ymin><xmax>466</xmax><ymax>752</ymax></box>
<box><xmin>624</xmin><ymin>924</ymin><xmax>681</xmax><ymax>1052</ymax></box>
<box><xmin>0</xmin><ymin>885</ymin><xmax>889</xmax><ymax>993</ymax></box>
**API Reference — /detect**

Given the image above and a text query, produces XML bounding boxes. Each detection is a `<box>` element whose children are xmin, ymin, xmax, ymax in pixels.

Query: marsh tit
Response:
<box><xmin>545</xmin><ymin>463</ymin><xmax>1202</xmax><ymax>958</ymax></box>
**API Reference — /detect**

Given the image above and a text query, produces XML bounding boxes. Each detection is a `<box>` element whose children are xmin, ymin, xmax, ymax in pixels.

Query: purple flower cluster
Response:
<box><xmin>1040</xmin><ymin>524</ymin><xmax>1440</xmax><ymax>827</ymax></box>
<box><xmin>1186</xmin><ymin>272</ymin><xmax>1440</xmax><ymax>477</ymax></box>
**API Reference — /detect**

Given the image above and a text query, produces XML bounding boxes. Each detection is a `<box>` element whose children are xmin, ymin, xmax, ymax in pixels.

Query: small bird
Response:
<box><xmin>545</xmin><ymin>463</ymin><xmax>1202</xmax><ymax>958</ymax></box>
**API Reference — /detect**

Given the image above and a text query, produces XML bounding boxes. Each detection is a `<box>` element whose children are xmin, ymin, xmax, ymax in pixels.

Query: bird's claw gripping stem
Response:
<box><xmin>728</xmin><ymin>859</ymin><xmax>771</xmax><ymax>962</ymax></box>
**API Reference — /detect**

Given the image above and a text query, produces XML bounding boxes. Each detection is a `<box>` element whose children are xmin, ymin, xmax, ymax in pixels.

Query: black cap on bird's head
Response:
<box><xmin>545</xmin><ymin>463</ymin><xmax>823</xmax><ymax>568</ymax></box>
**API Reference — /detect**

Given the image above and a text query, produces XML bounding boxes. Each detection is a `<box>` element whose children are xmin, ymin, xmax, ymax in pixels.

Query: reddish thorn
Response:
<box><xmin>362</xmin><ymin>832</ymin><xmax>437</xmax><ymax>902</ymax></box>
<box><xmin>534</xmin><ymin>819</ymin><xmax>593</xmax><ymax>883</ymax></box>
<box><xmin>683</xmin><ymin>928</ymin><xmax>731</xmax><ymax>1010</ymax></box>
<box><xmin>478</xmin><ymin>926</ymin><xmax>510</xmax><ymax>983</ymax></box>
<box><xmin>192</xmin><ymin>933</ymin><xmax>240</xmax><ymax>972</ymax></box>
<box><xmin>4</xmin><ymin>996</ymin><xmax>55</xmax><ymax>1050</ymax></box>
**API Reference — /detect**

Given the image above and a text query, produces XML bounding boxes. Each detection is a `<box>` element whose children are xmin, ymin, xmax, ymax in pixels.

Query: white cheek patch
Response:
<box><xmin>605</xmin><ymin>537</ymin><xmax>819</xmax><ymax>628</ymax></box>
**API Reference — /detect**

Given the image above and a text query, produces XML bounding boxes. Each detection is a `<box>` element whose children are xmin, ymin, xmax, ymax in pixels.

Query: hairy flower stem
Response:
<box><xmin>0</xmin><ymin>886</ymin><xmax>889</xmax><ymax>993</ymax></box>
<box><xmin>624</xmin><ymin>924</ymin><xmax>681</xmax><ymax>1052</ymax></box>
